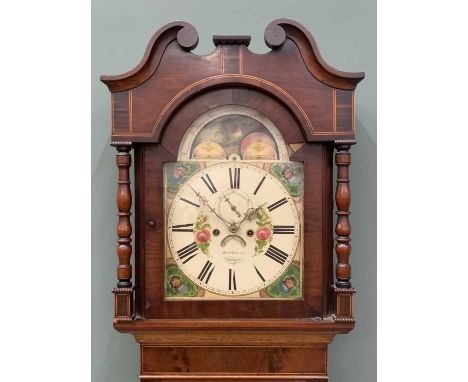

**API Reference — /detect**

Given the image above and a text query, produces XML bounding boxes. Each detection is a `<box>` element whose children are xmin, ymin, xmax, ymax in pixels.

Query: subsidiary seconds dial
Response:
<box><xmin>167</xmin><ymin>162</ymin><xmax>300</xmax><ymax>296</ymax></box>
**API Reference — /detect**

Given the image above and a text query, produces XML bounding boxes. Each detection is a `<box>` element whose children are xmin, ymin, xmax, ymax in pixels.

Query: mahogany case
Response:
<box><xmin>101</xmin><ymin>19</ymin><xmax>364</xmax><ymax>381</ymax></box>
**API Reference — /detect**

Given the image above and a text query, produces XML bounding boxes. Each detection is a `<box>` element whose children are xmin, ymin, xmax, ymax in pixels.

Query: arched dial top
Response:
<box><xmin>166</xmin><ymin>162</ymin><xmax>301</xmax><ymax>297</ymax></box>
<box><xmin>178</xmin><ymin>105</ymin><xmax>290</xmax><ymax>162</ymax></box>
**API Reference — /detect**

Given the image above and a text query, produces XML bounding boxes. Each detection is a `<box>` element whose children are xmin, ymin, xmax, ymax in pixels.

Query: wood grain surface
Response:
<box><xmin>101</xmin><ymin>19</ymin><xmax>364</xmax><ymax>145</ymax></box>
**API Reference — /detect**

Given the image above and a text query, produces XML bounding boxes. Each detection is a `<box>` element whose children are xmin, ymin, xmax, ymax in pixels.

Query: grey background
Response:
<box><xmin>92</xmin><ymin>1</ymin><xmax>376</xmax><ymax>381</ymax></box>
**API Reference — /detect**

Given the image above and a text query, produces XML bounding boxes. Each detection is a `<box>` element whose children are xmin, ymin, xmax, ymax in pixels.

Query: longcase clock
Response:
<box><xmin>100</xmin><ymin>19</ymin><xmax>364</xmax><ymax>381</ymax></box>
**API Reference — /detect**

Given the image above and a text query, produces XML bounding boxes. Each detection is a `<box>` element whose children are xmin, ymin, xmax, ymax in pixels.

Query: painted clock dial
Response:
<box><xmin>166</xmin><ymin>162</ymin><xmax>300</xmax><ymax>296</ymax></box>
<box><xmin>164</xmin><ymin>105</ymin><xmax>304</xmax><ymax>300</ymax></box>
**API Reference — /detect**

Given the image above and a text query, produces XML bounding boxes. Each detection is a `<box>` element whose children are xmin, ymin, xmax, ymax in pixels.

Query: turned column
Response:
<box><xmin>332</xmin><ymin>141</ymin><xmax>356</xmax><ymax>322</ymax></box>
<box><xmin>334</xmin><ymin>141</ymin><xmax>353</xmax><ymax>288</ymax></box>
<box><xmin>116</xmin><ymin>145</ymin><xmax>133</xmax><ymax>287</ymax></box>
<box><xmin>112</xmin><ymin>144</ymin><xmax>134</xmax><ymax>322</ymax></box>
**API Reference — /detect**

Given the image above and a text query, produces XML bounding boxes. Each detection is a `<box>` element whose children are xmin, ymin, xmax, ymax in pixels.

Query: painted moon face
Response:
<box><xmin>243</xmin><ymin>142</ymin><xmax>277</xmax><ymax>160</ymax></box>
<box><xmin>192</xmin><ymin>142</ymin><xmax>227</xmax><ymax>159</ymax></box>
<box><xmin>240</xmin><ymin>132</ymin><xmax>277</xmax><ymax>153</ymax></box>
<box><xmin>241</xmin><ymin>132</ymin><xmax>278</xmax><ymax>160</ymax></box>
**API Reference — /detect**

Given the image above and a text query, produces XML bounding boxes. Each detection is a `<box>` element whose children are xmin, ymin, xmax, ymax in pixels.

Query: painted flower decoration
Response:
<box><xmin>256</xmin><ymin>227</ymin><xmax>271</xmax><ymax>241</ymax></box>
<box><xmin>254</xmin><ymin>208</ymin><xmax>273</xmax><ymax>256</ymax></box>
<box><xmin>196</xmin><ymin>229</ymin><xmax>211</xmax><ymax>243</ymax></box>
<box><xmin>194</xmin><ymin>211</ymin><xmax>211</xmax><ymax>255</ymax></box>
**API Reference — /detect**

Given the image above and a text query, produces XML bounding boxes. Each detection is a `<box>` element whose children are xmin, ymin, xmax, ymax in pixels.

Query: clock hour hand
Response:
<box><xmin>238</xmin><ymin>203</ymin><xmax>267</xmax><ymax>225</ymax></box>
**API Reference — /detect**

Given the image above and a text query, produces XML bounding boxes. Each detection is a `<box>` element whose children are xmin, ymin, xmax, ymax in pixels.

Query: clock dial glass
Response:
<box><xmin>164</xmin><ymin>106</ymin><xmax>303</xmax><ymax>300</ymax></box>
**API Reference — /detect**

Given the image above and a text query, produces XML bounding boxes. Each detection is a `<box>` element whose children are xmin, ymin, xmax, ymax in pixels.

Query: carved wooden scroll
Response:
<box><xmin>333</xmin><ymin>140</ymin><xmax>356</xmax><ymax>321</ymax></box>
<box><xmin>112</xmin><ymin>145</ymin><xmax>134</xmax><ymax>322</ymax></box>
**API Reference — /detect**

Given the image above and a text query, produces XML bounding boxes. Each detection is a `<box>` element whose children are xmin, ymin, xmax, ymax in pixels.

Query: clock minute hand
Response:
<box><xmin>187</xmin><ymin>184</ymin><xmax>209</xmax><ymax>206</ymax></box>
<box><xmin>188</xmin><ymin>185</ymin><xmax>233</xmax><ymax>229</ymax></box>
<box><xmin>207</xmin><ymin>205</ymin><xmax>241</xmax><ymax>233</ymax></box>
<box><xmin>207</xmin><ymin>204</ymin><xmax>232</xmax><ymax>228</ymax></box>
